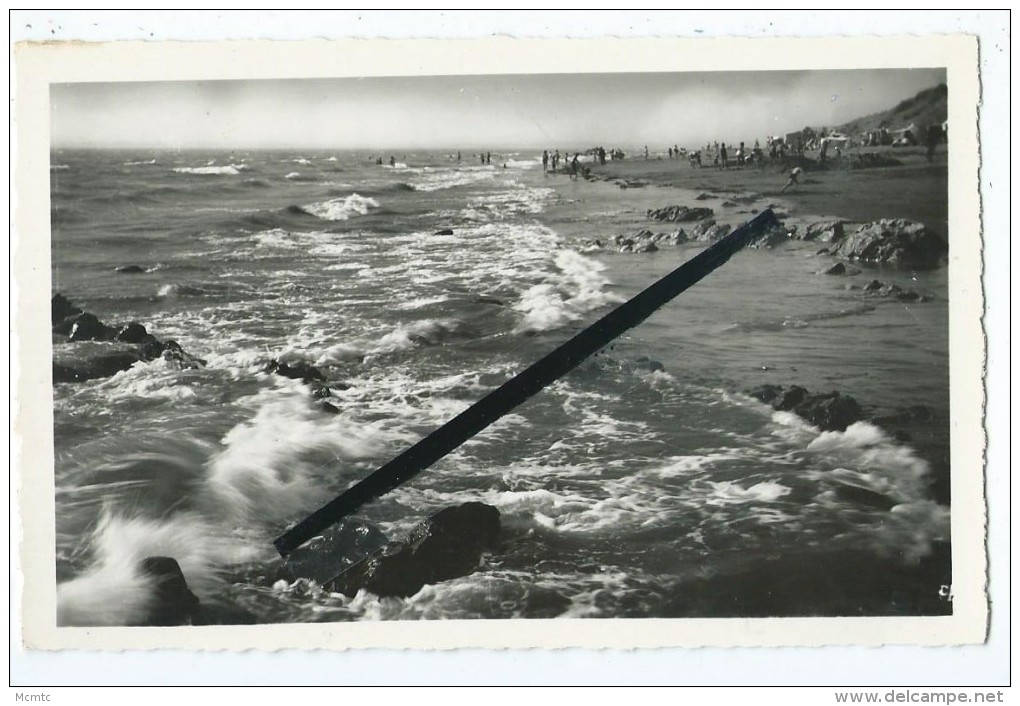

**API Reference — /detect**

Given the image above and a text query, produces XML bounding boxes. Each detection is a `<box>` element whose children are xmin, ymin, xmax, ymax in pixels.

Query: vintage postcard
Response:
<box><xmin>14</xmin><ymin>34</ymin><xmax>985</xmax><ymax>651</ymax></box>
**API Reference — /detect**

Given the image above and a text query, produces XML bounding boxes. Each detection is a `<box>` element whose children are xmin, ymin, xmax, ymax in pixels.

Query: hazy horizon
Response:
<box><xmin>51</xmin><ymin>69</ymin><xmax>946</xmax><ymax>151</ymax></box>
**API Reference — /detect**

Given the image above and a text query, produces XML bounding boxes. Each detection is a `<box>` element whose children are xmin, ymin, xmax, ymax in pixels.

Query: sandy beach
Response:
<box><xmin>570</xmin><ymin>146</ymin><xmax>948</xmax><ymax>238</ymax></box>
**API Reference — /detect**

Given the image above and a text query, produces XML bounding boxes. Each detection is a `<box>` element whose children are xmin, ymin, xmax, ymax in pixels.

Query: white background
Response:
<box><xmin>8</xmin><ymin>9</ymin><xmax>1010</xmax><ymax>689</ymax></box>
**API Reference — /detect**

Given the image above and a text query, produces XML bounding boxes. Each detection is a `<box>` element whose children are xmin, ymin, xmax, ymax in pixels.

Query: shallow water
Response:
<box><xmin>51</xmin><ymin>149</ymin><xmax>951</xmax><ymax>624</ymax></box>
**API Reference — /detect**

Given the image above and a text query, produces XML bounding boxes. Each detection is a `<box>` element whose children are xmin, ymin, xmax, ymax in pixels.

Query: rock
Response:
<box><xmin>633</xmin><ymin>356</ymin><xmax>665</xmax><ymax>373</ymax></box>
<box><xmin>800</xmin><ymin>220</ymin><xmax>846</xmax><ymax>243</ymax></box>
<box><xmin>328</xmin><ymin>502</ymin><xmax>501</xmax><ymax>598</ymax></box>
<box><xmin>52</xmin><ymin>342</ymin><xmax>144</xmax><ymax>382</ymax></box>
<box><xmin>115</xmin><ymin>322</ymin><xmax>149</xmax><ymax>343</ymax></box>
<box><xmin>694</xmin><ymin>192</ymin><xmax>712</xmax><ymax>200</ymax></box>
<box><xmin>825</xmin><ymin>219</ymin><xmax>947</xmax><ymax>269</ymax></box>
<box><xmin>746</xmin><ymin>384</ymin><xmax>863</xmax><ymax>431</ymax></box>
<box><xmin>633</xmin><ymin>241</ymin><xmax>659</xmax><ymax>253</ymax></box>
<box><xmin>832</xmin><ymin>483</ymin><xmax>898</xmax><ymax>511</ymax></box>
<box><xmin>823</xmin><ymin>263</ymin><xmax>860</xmax><ymax>276</ymax></box>
<box><xmin>139</xmin><ymin>557</ymin><xmax>200</xmax><ymax>626</ymax></box>
<box><xmin>52</xmin><ymin>293</ymin><xmax>83</xmax><ymax>323</ymax></box>
<box><xmin>721</xmin><ymin>200</ymin><xmax>738</xmax><ymax>208</ymax></box>
<box><xmin>115</xmin><ymin>265</ymin><xmax>148</xmax><ymax>274</ymax></box>
<box><xmin>748</xmin><ymin>223</ymin><xmax>791</xmax><ymax>249</ymax></box>
<box><xmin>798</xmin><ymin>393</ymin><xmax>864</xmax><ymax>432</ymax></box>
<box><xmin>690</xmin><ymin>220</ymin><xmax>731</xmax><ymax>242</ymax></box>
<box><xmin>284</xmin><ymin>520</ymin><xmax>390</xmax><ymax>585</ymax></box>
<box><xmin>142</xmin><ymin>339</ymin><xmax>206</xmax><ymax>369</ymax></box>
<box><xmin>264</xmin><ymin>359</ymin><xmax>326</xmax><ymax>383</ymax></box>
<box><xmin>647</xmin><ymin>205</ymin><xmax>714</xmax><ymax>222</ymax></box>
<box><xmin>68</xmin><ymin>313</ymin><xmax>111</xmax><ymax>342</ymax></box>
<box><xmin>864</xmin><ymin>279</ymin><xmax>884</xmax><ymax>292</ymax></box>
<box><xmin>434</xmin><ymin>229</ymin><xmax>454</xmax><ymax>236</ymax></box>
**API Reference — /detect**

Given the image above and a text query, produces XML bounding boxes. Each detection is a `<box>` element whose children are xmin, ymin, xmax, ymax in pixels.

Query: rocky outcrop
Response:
<box><xmin>326</xmin><ymin>502</ymin><xmax>501</xmax><ymax>598</ymax></box>
<box><xmin>115</xmin><ymin>265</ymin><xmax>148</xmax><ymax>274</ymax></box>
<box><xmin>798</xmin><ymin>220</ymin><xmax>846</xmax><ymax>243</ymax></box>
<box><xmin>861</xmin><ymin>279</ymin><xmax>931</xmax><ymax>302</ymax></box>
<box><xmin>51</xmin><ymin>293</ymin><xmax>205</xmax><ymax>382</ymax></box>
<box><xmin>747</xmin><ymin>384</ymin><xmax>864</xmax><ymax>432</ymax></box>
<box><xmin>823</xmin><ymin>262</ymin><xmax>860</xmax><ymax>276</ymax></box>
<box><xmin>822</xmin><ymin>219</ymin><xmax>947</xmax><ymax>269</ymax></box>
<box><xmin>647</xmin><ymin>205</ymin><xmax>713</xmax><ymax>222</ymax></box>
<box><xmin>689</xmin><ymin>220</ymin><xmax>731</xmax><ymax>242</ymax></box>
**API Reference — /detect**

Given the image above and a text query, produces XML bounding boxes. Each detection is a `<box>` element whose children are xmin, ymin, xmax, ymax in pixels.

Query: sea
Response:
<box><xmin>49</xmin><ymin>149</ymin><xmax>951</xmax><ymax>625</ymax></box>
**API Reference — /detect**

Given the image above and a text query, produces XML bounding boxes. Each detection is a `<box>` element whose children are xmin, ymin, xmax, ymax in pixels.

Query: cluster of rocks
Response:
<box><xmin>52</xmin><ymin>293</ymin><xmax>206</xmax><ymax>383</ymax></box>
<box><xmin>858</xmin><ymin>278</ymin><xmax>931</xmax><ymax>302</ymax></box>
<box><xmin>818</xmin><ymin>219</ymin><xmax>947</xmax><ymax>270</ymax></box>
<box><xmin>262</xmin><ymin>359</ymin><xmax>346</xmax><ymax>414</ymax></box>
<box><xmin>747</xmin><ymin>384</ymin><xmax>864</xmax><ymax>432</ymax></box>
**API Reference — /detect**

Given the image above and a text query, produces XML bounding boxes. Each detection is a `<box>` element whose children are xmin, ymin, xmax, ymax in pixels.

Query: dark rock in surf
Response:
<box><xmin>264</xmin><ymin>359</ymin><xmax>326</xmax><ymax>383</ymax></box>
<box><xmin>142</xmin><ymin>339</ymin><xmax>206</xmax><ymax>369</ymax></box>
<box><xmin>68</xmin><ymin>313</ymin><xmax>112</xmax><ymax>342</ymax></box>
<box><xmin>328</xmin><ymin>502</ymin><xmax>501</xmax><ymax>598</ymax></box>
<box><xmin>139</xmin><ymin>556</ymin><xmax>200</xmax><ymax>626</ymax></box>
<box><xmin>832</xmin><ymin>483</ymin><xmax>899</xmax><ymax>511</ymax></box>
<box><xmin>52</xmin><ymin>293</ymin><xmax>83</xmax><ymax>324</ymax></box>
<box><xmin>799</xmin><ymin>394</ymin><xmax>864</xmax><ymax>432</ymax></box>
<box><xmin>115</xmin><ymin>322</ymin><xmax>150</xmax><ymax>344</ymax></box>
<box><xmin>434</xmin><ymin>229</ymin><xmax>454</xmax><ymax>236</ymax></box>
<box><xmin>747</xmin><ymin>384</ymin><xmax>863</xmax><ymax>432</ymax></box>
<box><xmin>115</xmin><ymin>265</ymin><xmax>148</xmax><ymax>274</ymax></box>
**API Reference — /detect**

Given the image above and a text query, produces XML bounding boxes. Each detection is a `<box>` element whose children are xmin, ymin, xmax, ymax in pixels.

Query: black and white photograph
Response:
<box><xmin>14</xmin><ymin>28</ymin><xmax>989</xmax><ymax>656</ymax></box>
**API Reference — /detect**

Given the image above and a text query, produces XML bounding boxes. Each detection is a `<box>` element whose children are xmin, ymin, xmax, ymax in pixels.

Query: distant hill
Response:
<box><xmin>838</xmin><ymin>83</ymin><xmax>948</xmax><ymax>136</ymax></box>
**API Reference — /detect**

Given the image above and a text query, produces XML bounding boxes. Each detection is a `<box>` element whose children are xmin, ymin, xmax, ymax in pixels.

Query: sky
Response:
<box><xmin>51</xmin><ymin>69</ymin><xmax>946</xmax><ymax>150</ymax></box>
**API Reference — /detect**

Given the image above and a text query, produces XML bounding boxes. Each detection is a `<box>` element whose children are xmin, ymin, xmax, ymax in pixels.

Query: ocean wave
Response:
<box><xmin>410</xmin><ymin>168</ymin><xmax>496</xmax><ymax>192</ymax></box>
<box><xmin>300</xmin><ymin>193</ymin><xmax>380</xmax><ymax>221</ymax></box>
<box><xmin>315</xmin><ymin>318</ymin><xmax>465</xmax><ymax>364</ymax></box>
<box><xmin>514</xmin><ymin>250</ymin><xmax>623</xmax><ymax>332</ymax></box>
<box><xmin>173</xmin><ymin>165</ymin><xmax>244</xmax><ymax>176</ymax></box>
<box><xmin>124</xmin><ymin>159</ymin><xmax>158</xmax><ymax>166</ymax></box>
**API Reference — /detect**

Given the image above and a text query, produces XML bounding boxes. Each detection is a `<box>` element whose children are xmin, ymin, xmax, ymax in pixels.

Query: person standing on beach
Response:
<box><xmin>486</xmin><ymin>151</ymin><xmax>491</xmax><ymax>165</ymax></box>
<box><xmin>720</xmin><ymin>143</ymin><xmax>729</xmax><ymax>169</ymax></box>
<box><xmin>570</xmin><ymin>153</ymin><xmax>580</xmax><ymax>180</ymax></box>
<box><xmin>644</xmin><ymin>145</ymin><xmax>649</xmax><ymax>160</ymax></box>
<box><xmin>542</xmin><ymin>150</ymin><xmax>549</xmax><ymax>175</ymax></box>
<box><xmin>553</xmin><ymin>150</ymin><xmax>560</xmax><ymax>172</ymax></box>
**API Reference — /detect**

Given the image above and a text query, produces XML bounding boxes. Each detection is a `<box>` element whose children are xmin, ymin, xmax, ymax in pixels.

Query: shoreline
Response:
<box><xmin>547</xmin><ymin>147</ymin><xmax>948</xmax><ymax>237</ymax></box>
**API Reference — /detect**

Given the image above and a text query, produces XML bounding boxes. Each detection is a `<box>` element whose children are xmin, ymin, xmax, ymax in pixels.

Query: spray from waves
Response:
<box><xmin>382</xmin><ymin>162</ymin><xmax>409</xmax><ymax>169</ymax></box>
<box><xmin>124</xmin><ymin>158</ymin><xmax>158</xmax><ymax>166</ymax></box>
<box><xmin>156</xmin><ymin>282</ymin><xmax>232</xmax><ymax>298</ymax></box>
<box><xmin>514</xmin><ymin>249</ymin><xmax>624</xmax><ymax>332</ymax></box>
<box><xmin>314</xmin><ymin>318</ymin><xmax>466</xmax><ymax>364</ymax></box>
<box><xmin>300</xmin><ymin>193</ymin><xmax>380</xmax><ymax>221</ymax></box>
<box><xmin>57</xmin><ymin>385</ymin><xmax>405</xmax><ymax>626</ymax></box>
<box><xmin>203</xmin><ymin>390</ymin><xmax>394</xmax><ymax>524</ymax></box>
<box><xmin>172</xmin><ymin>165</ymin><xmax>249</xmax><ymax>176</ymax></box>
<box><xmin>56</xmin><ymin>510</ymin><xmax>253</xmax><ymax>626</ymax></box>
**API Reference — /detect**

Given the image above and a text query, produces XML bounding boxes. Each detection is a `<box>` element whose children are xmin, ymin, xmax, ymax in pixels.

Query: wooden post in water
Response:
<box><xmin>274</xmin><ymin>209</ymin><xmax>779</xmax><ymax>556</ymax></box>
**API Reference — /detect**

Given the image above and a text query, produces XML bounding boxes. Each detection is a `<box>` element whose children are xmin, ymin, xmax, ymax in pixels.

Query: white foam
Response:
<box><xmin>302</xmin><ymin>193</ymin><xmax>380</xmax><ymax>220</ymax></box>
<box><xmin>706</xmin><ymin>480</ymin><xmax>792</xmax><ymax>504</ymax></box>
<box><xmin>173</xmin><ymin>165</ymin><xmax>242</xmax><ymax>176</ymax></box>
<box><xmin>514</xmin><ymin>249</ymin><xmax>622</xmax><ymax>332</ymax></box>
